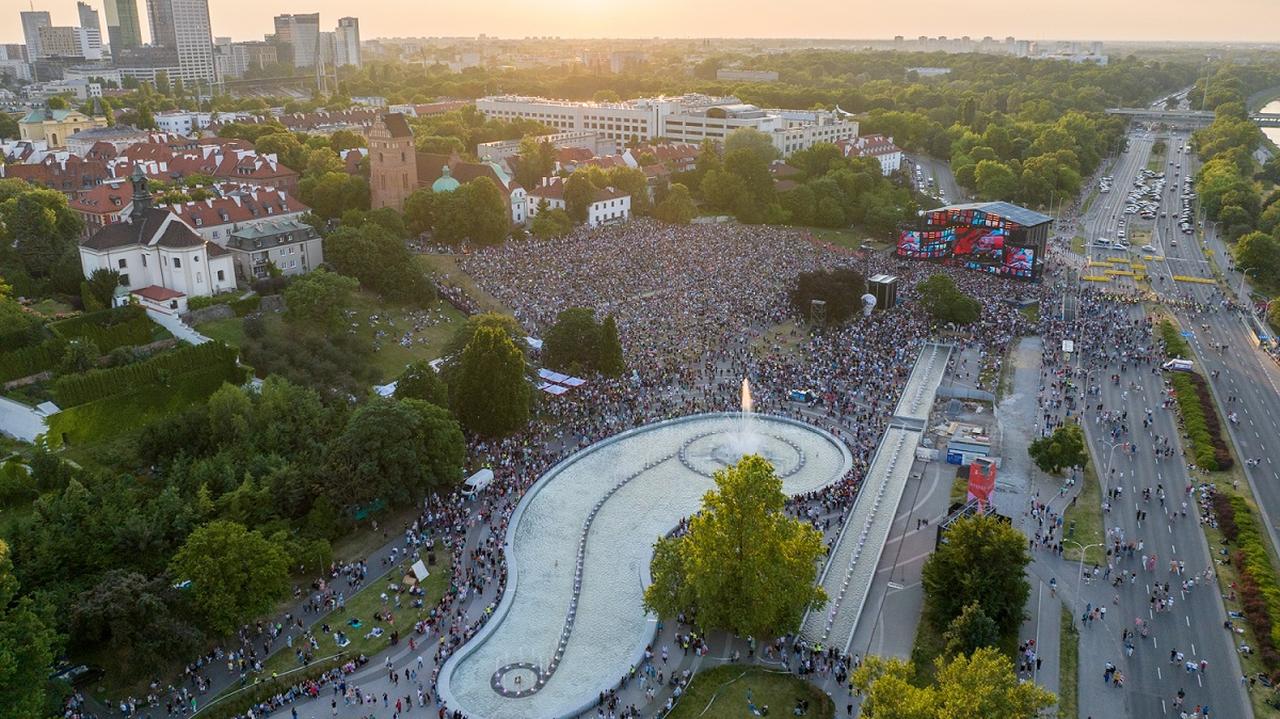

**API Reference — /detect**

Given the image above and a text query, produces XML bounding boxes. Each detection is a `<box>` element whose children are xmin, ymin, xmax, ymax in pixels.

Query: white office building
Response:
<box><xmin>476</xmin><ymin>94</ymin><xmax>858</xmax><ymax>157</ymax></box>
<box><xmin>334</xmin><ymin>17</ymin><xmax>360</xmax><ymax>68</ymax></box>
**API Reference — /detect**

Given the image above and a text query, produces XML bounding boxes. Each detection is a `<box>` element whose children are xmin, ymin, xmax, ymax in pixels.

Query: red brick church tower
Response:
<box><xmin>368</xmin><ymin>113</ymin><xmax>418</xmax><ymax>211</ymax></box>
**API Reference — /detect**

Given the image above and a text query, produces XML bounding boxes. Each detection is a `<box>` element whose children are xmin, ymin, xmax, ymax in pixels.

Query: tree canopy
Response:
<box><xmin>915</xmin><ymin>273</ymin><xmax>981</xmax><ymax>324</ymax></box>
<box><xmin>1028</xmin><ymin>423</ymin><xmax>1087</xmax><ymax>475</ymax></box>
<box><xmin>167</xmin><ymin>520</ymin><xmax>290</xmax><ymax>634</ymax></box>
<box><xmin>789</xmin><ymin>268</ymin><xmax>867</xmax><ymax>324</ymax></box>
<box><xmin>852</xmin><ymin>648</ymin><xmax>1054</xmax><ymax>719</ymax></box>
<box><xmin>450</xmin><ymin>325</ymin><xmax>531</xmax><ymax>436</ymax></box>
<box><xmin>921</xmin><ymin>514</ymin><xmax>1030</xmax><ymax>639</ymax></box>
<box><xmin>326</xmin><ymin>398</ymin><xmax>464</xmax><ymax>507</ymax></box>
<box><xmin>541</xmin><ymin>307</ymin><xmax>627</xmax><ymax>377</ymax></box>
<box><xmin>644</xmin><ymin>455</ymin><xmax>826</xmax><ymax>637</ymax></box>
<box><xmin>0</xmin><ymin>539</ymin><xmax>57</xmax><ymax>719</ymax></box>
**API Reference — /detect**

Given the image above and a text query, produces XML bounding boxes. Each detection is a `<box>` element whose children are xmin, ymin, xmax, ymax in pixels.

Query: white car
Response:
<box><xmin>1142</xmin><ymin>244</ymin><xmax>1157</xmax><ymax>252</ymax></box>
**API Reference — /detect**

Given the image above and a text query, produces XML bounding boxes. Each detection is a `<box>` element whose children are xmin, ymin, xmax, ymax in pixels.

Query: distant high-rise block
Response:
<box><xmin>104</xmin><ymin>0</ymin><xmax>144</xmax><ymax>56</ymax></box>
<box><xmin>274</xmin><ymin>13</ymin><xmax>321</xmax><ymax>68</ymax></box>
<box><xmin>21</xmin><ymin>11</ymin><xmax>51</xmax><ymax>59</ymax></box>
<box><xmin>335</xmin><ymin>17</ymin><xmax>360</xmax><ymax>68</ymax></box>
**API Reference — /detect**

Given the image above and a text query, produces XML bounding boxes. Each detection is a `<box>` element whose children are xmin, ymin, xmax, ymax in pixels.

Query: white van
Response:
<box><xmin>461</xmin><ymin>468</ymin><xmax>494</xmax><ymax>499</ymax></box>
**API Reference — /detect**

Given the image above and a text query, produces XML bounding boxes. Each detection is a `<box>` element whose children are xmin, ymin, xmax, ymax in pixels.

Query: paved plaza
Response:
<box><xmin>440</xmin><ymin>413</ymin><xmax>852</xmax><ymax>719</ymax></box>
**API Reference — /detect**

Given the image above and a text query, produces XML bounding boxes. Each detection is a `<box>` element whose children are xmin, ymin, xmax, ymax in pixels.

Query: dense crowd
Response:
<box><xmin>80</xmin><ymin>219</ymin><xmax>1053</xmax><ymax>719</ymax></box>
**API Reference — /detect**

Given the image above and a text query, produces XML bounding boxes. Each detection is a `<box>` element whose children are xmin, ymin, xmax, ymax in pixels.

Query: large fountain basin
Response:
<box><xmin>437</xmin><ymin>412</ymin><xmax>852</xmax><ymax>719</ymax></box>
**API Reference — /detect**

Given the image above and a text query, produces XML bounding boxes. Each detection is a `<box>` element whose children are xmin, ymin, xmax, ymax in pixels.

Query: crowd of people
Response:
<box><xmin>78</xmin><ymin>218</ymin><xmax>1058</xmax><ymax>719</ymax></box>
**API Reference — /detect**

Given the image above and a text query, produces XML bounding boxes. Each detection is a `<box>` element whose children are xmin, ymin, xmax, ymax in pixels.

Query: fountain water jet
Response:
<box><xmin>734</xmin><ymin>377</ymin><xmax>760</xmax><ymax>456</ymax></box>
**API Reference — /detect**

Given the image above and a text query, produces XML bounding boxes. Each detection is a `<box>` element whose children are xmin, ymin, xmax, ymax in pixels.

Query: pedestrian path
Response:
<box><xmin>146</xmin><ymin>309</ymin><xmax>211</xmax><ymax>345</ymax></box>
<box><xmin>0</xmin><ymin>395</ymin><xmax>47</xmax><ymax>442</ymax></box>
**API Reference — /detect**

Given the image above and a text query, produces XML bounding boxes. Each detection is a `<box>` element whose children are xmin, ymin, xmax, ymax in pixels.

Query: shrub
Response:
<box><xmin>52</xmin><ymin>342</ymin><xmax>239</xmax><ymax>407</ymax></box>
<box><xmin>1229</xmin><ymin>495</ymin><xmax>1280</xmax><ymax>681</ymax></box>
<box><xmin>1169</xmin><ymin>371</ymin><xmax>1232</xmax><ymax>470</ymax></box>
<box><xmin>0</xmin><ymin>339</ymin><xmax>67</xmax><ymax>383</ymax></box>
<box><xmin>49</xmin><ymin>304</ymin><xmax>157</xmax><ymax>352</ymax></box>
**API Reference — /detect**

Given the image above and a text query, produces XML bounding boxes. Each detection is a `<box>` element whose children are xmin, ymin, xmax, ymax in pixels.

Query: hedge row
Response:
<box><xmin>49</xmin><ymin>305</ymin><xmax>143</xmax><ymax>337</ymax></box>
<box><xmin>48</xmin><ymin>363</ymin><xmax>243</xmax><ymax>447</ymax></box>
<box><xmin>52</xmin><ymin>341</ymin><xmax>238</xmax><ymax>407</ymax></box>
<box><xmin>0</xmin><ymin>339</ymin><xmax>66</xmax><ymax>384</ymax></box>
<box><xmin>188</xmin><ymin>294</ymin><xmax>261</xmax><ymax>317</ymax></box>
<box><xmin>1170</xmin><ymin>371</ymin><xmax>1233</xmax><ymax>470</ymax></box>
<box><xmin>49</xmin><ymin>305</ymin><xmax>160</xmax><ymax>353</ymax></box>
<box><xmin>1159</xmin><ymin>319</ymin><xmax>1191</xmax><ymax>357</ymax></box>
<box><xmin>1216</xmin><ymin>493</ymin><xmax>1280</xmax><ymax>680</ymax></box>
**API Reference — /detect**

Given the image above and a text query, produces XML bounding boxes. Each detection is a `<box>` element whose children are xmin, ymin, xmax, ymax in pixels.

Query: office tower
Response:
<box><xmin>146</xmin><ymin>0</ymin><xmax>214</xmax><ymax>84</ymax></box>
<box><xmin>21</xmin><ymin>11</ymin><xmax>52</xmax><ymax>59</ymax></box>
<box><xmin>77</xmin><ymin>2</ymin><xmax>105</xmax><ymax>58</ymax></box>
<box><xmin>78</xmin><ymin>2</ymin><xmax>102</xmax><ymax>36</ymax></box>
<box><xmin>38</xmin><ymin>26</ymin><xmax>81</xmax><ymax>57</ymax></box>
<box><xmin>274</xmin><ymin>13</ymin><xmax>320</xmax><ymax>68</ymax></box>
<box><xmin>104</xmin><ymin>0</ymin><xmax>143</xmax><ymax>56</ymax></box>
<box><xmin>147</xmin><ymin>0</ymin><xmax>176</xmax><ymax>48</ymax></box>
<box><xmin>334</xmin><ymin>17</ymin><xmax>360</xmax><ymax>68</ymax></box>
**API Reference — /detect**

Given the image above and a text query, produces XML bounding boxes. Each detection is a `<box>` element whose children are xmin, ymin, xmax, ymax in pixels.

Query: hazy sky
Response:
<box><xmin>4</xmin><ymin>0</ymin><xmax>1278</xmax><ymax>45</ymax></box>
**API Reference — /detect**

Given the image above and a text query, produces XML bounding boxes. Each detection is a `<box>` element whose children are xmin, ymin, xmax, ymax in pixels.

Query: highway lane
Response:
<box><xmin>1067</xmin><ymin>300</ymin><xmax>1249</xmax><ymax>719</ymax></box>
<box><xmin>904</xmin><ymin>153</ymin><xmax>966</xmax><ymax>205</ymax></box>
<box><xmin>1064</xmin><ymin>123</ymin><xmax>1252</xmax><ymax>718</ymax></box>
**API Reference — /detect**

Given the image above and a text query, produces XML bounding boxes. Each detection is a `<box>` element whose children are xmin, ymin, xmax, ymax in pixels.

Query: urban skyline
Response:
<box><xmin>0</xmin><ymin>0</ymin><xmax>1278</xmax><ymax>45</ymax></box>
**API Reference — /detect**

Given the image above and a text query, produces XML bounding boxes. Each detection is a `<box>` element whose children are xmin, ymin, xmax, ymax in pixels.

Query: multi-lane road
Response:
<box><xmin>1067</xmin><ymin>125</ymin><xmax>1255</xmax><ymax>718</ymax></box>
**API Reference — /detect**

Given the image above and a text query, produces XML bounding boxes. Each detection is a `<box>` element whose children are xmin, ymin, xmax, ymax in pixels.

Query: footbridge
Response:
<box><xmin>1105</xmin><ymin>107</ymin><xmax>1280</xmax><ymax>129</ymax></box>
<box><xmin>799</xmin><ymin>342</ymin><xmax>952</xmax><ymax>652</ymax></box>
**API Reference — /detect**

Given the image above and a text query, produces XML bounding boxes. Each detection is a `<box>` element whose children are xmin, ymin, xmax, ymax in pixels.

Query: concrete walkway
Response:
<box><xmin>147</xmin><ymin>309</ymin><xmax>211</xmax><ymax>345</ymax></box>
<box><xmin>0</xmin><ymin>396</ymin><xmax>48</xmax><ymax>442</ymax></box>
<box><xmin>992</xmin><ymin>336</ymin><xmax>1064</xmax><ymax>700</ymax></box>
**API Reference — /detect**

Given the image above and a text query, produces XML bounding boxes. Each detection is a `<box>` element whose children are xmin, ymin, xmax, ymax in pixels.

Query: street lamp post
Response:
<box><xmin>1098</xmin><ymin>438</ymin><xmax>1126</xmax><ymax>500</ymax></box>
<box><xmin>1239</xmin><ymin>267</ymin><xmax>1259</xmax><ymax>310</ymax></box>
<box><xmin>1063</xmin><ymin>539</ymin><xmax>1108</xmax><ymax>609</ymax></box>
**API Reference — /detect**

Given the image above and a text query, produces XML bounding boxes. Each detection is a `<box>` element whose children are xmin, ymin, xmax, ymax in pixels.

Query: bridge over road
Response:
<box><xmin>1106</xmin><ymin>107</ymin><xmax>1280</xmax><ymax>128</ymax></box>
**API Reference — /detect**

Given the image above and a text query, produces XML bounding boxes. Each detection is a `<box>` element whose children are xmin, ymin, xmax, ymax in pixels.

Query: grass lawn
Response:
<box><xmin>1020</xmin><ymin>302</ymin><xmax>1041</xmax><ymax>324</ymax></box>
<box><xmin>667</xmin><ymin>665</ymin><xmax>833</xmax><ymax>719</ymax></box>
<box><xmin>252</xmin><ymin>550</ymin><xmax>453</xmax><ymax>682</ymax></box>
<box><xmin>751</xmin><ymin>321</ymin><xmax>808</xmax><ymax>358</ymax></box>
<box><xmin>28</xmin><ymin>298</ymin><xmax>75</xmax><ymax>318</ymax></box>
<box><xmin>1196</xmin><ymin>474</ymin><xmax>1279</xmax><ymax>717</ymax></box>
<box><xmin>1058</xmin><ymin>606</ymin><xmax>1078</xmax><ymax>719</ymax></box>
<box><xmin>344</xmin><ymin>293</ymin><xmax>466</xmax><ymax>382</ymax></box>
<box><xmin>1062</xmin><ymin>459</ymin><xmax>1105</xmax><ymax>567</ymax></box>
<box><xmin>198</xmin><ymin>317</ymin><xmax>247</xmax><ymax>347</ymax></box>
<box><xmin>1082</xmin><ymin>191</ymin><xmax>1098</xmax><ymax>215</ymax></box>
<box><xmin>420</xmin><ymin>254</ymin><xmax>512</xmax><ymax>315</ymax></box>
<box><xmin>1071</xmin><ymin>236</ymin><xmax>1086</xmax><ymax>256</ymax></box>
<box><xmin>804</xmin><ymin>226</ymin><xmax>888</xmax><ymax>252</ymax></box>
<box><xmin>202</xmin><ymin>293</ymin><xmax>467</xmax><ymax>384</ymax></box>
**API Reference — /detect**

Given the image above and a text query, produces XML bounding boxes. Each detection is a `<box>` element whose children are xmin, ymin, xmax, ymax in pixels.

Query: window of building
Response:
<box><xmin>196</xmin><ymin>272</ymin><xmax>203</xmax><ymax>284</ymax></box>
<box><xmin>119</xmin><ymin>273</ymin><xmax>130</xmax><ymax>287</ymax></box>
<box><xmin>217</xmin><ymin>269</ymin><xmax>225</xmax><ymax>282</ymax></box>
<box><xmin>117</xmin><ymin>258</ymin><xmax>128</xmax><ymax>269</ymax></box>
<box><xmin>173</xmin><ymin>257</ymin><xmax>181</xmax><ymax>268</ymax></box>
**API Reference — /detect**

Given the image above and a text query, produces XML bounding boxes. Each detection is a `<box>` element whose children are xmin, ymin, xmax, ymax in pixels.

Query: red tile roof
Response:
<box><xmin>161</xmin><ymin>185</ymin><xmax>308</xmax><ymax>230</ymax></box>
<box><xmin>132</xmin><ymin>285</ymin><xmax>185</xmax><ymax>301</ymax></box>
<box><xmin>68</xmin><ymin>181</ymin><xmax>132</xmax><ymax>215</ymax></box>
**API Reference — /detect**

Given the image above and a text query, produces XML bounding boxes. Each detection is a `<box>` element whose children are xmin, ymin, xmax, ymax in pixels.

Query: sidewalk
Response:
<box><xmin>993</xmin><ymin>335</ymin><xmax>1065</xmax><ymax>700</ymax></box>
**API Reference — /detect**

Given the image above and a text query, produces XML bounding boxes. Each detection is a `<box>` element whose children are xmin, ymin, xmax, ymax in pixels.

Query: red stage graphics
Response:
<box><xmin>967</xmin><ymin>458</ymin><xmax>997</xmax><ymax>505</ymax></box>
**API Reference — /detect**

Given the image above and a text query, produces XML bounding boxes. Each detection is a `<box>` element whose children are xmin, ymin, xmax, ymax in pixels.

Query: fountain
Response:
<box><xmin>733</xmin><ymin>377</ymin><xmax>760</xmax><ymax>457</ymax></box>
